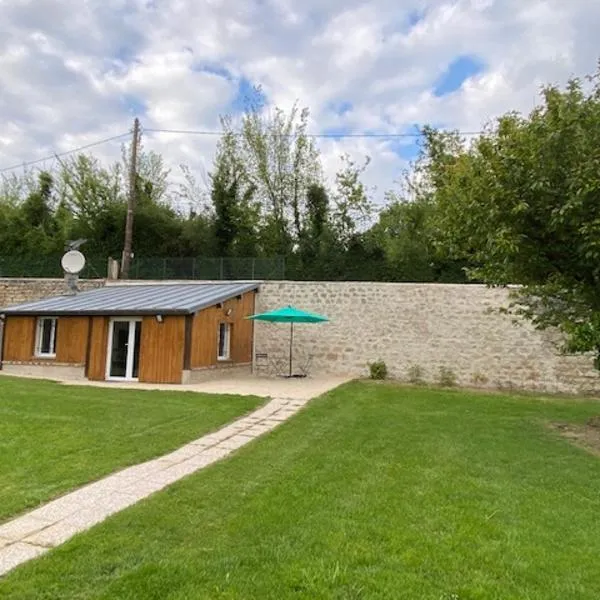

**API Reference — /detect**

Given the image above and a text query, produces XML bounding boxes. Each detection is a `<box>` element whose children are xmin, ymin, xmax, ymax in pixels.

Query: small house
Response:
<box><xmin>0</xmin><ymin>282</ymin><xmax>259</xmax><ymax>384</ymax></box>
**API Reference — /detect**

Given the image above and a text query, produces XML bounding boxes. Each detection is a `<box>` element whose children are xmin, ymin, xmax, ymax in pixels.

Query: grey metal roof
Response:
<box><xmin>0</xmin><ymin>282</ymin><xmax>260</xmax><ymax>316</ymax></box>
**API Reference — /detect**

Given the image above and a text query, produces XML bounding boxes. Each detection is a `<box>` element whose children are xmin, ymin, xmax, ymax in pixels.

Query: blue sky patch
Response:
<box><xmin>121</xmin><ymin>94</ymin><xmax>146</xmax><ymax>117</ymax></box>
<box><xmin>434</xmin><ymin>55</ymin><xmax>485</xmax><ymax>97</ymax></box>
<box><xmin>407</xmin><ymin>9</ymin><xmax>426</xmax><ymax>27</ymax></box>
<box><xmin>328</xmin><ymin>100</ymin><xmax>353</xmax><ymax>116</ymax></box>
<box><xmin>230</xmin><ymin>77</ymin><xmax>265</xmax><ymax>112</ymax></box>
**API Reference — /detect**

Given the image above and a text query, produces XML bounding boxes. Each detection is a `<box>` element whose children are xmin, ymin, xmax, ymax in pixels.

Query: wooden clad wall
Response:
<box><xmin>87</xmin><ymin>316</ymin><xmax>108</xmax><ymax>380</ymax></box>
<box><xmin>139</xmin><ymin>315</ymin><xmax>185</xmax><ymax>383</ymax></box>
<box><xmin>190</xmin><ymin>290</ymin><xmax>256</xmax><ymax>368</ymax></box>
<box><xmin>2</xmin><ymin>316</ymin><xmax>35</xmax><ymax>361</ymax></box>
<box><xmin>3</xmin><ymin>315</ymin><xmax>90</xmax><ymax>365</ymax></box>
<box><xmin>232</xmin><ymin>291</ymin><xmax>256</xmax><ymax>363</ymax></box>
<box><xmin>56</xmin><ymin>317</ymin><xmax>89</xmax><ymax>363</ymax></box>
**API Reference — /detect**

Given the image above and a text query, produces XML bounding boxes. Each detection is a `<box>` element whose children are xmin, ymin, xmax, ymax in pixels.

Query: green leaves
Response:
<box><xmin>425</xmin><ymin>65</ymin><xmax>600</xmax><ymax>367</ymax></box>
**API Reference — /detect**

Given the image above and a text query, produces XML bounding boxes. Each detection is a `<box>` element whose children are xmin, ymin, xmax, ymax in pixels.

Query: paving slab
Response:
<box><xmin>0</xmin><ymin>543</ymin><xmax>47</xmax><ymax>577</ymax></box>
<box><xmin>24</xmin><ymin>522</ymin><xmax>83</xmax><ymax>548</ymax></box>
<box><xmin>28</xmin><ymin>497</ymin><xmax>83</xmax><ymax>523</ymax></box>
<box><xmin>0</xmin><ymin>515</ymin><xmax>53</xmax><ymax>542</ymax></box>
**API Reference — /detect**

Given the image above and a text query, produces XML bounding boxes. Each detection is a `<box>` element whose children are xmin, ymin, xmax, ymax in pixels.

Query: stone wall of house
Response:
<box><xmin>0</xmin><ymin>278</ymin><xmax>105</xmax><ymax>309</ymax></box>
<box><xmin>255</xmin><ymin>282</ymin><xmax>600</xmax><ymax>395</ymax></box>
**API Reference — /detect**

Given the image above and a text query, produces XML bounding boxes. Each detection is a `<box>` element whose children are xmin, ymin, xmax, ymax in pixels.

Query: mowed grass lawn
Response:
<box><xmin>0</xmin><ymin>376</ymin><xmax>262</xmax><ymax>522</ymax></box>
<box><xmin>3</xmin><ymin>382</ymin><xmax>600</xmax><ymax>599</ymax></box>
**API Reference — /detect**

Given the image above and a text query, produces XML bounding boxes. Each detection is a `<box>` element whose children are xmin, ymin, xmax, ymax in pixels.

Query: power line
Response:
<box><xmin>1</xmin><ymin>126</ymin><xmax>484</xmax><ymax>175</ymax></box>
<box><xmin>0</xmin><ymin>132</ymin><xmax>131</xmax><ymax>174</ymax></box>
<box><xmin>144</xmin><ymin>127</ymin><xmax>484</xmax><ymax>138</ymax></box>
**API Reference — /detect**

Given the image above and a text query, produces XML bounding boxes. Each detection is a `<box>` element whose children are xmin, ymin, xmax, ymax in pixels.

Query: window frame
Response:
<box><xmin>217</xmin><ymin>322</ymin><xmax>231</xmax><ymax>361</ymax></box>
<box><xmin>35</xmin><ymin>316</ymin><xmax>58</xmax><ymax>358</ymax></box>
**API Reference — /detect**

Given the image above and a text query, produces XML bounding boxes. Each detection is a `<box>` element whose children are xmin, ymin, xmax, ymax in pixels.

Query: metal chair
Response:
<box><xmin>298</xmin><ymin>354</ymin><xmax>314</xmax><ymax>378</ymax></box>
<box><xmin>254</xmin><ymin>352</ymin><xmax>269</xmax><ymax>375</ymax></box>
<box><xmin>269</xmin><ymin>355</ymin><xmax>288</xmax><ymax>377</ymax></box>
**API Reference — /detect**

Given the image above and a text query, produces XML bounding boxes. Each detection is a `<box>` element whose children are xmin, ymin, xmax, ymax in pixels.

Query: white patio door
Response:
<box><xmin>106</xmin><ymin>318</ymin><xmax>142</xmax><ymax>380</ymax></box>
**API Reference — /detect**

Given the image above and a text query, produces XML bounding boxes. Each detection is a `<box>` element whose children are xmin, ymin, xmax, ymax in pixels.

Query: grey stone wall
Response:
<box><xmin>255</xmin><ymin>282</ymin><xmax>600</xmax><ymax>395</ymax></box>
<box><xmin>0</xmin><ymin>279</ymin><xmax>105</xmax><ymax>309</ymax></box>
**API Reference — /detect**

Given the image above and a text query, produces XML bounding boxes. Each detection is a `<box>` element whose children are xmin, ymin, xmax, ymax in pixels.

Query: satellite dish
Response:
<box><xmin>61</xmin><ymin>250</ymin><xmax>86</xmax><ymax>275</ymax></box>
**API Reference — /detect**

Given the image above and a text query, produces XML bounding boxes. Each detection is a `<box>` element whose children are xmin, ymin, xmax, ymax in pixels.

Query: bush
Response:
<box><xmin>407</xmin><ymin>364</ymin><xmax>425</xmax><ymax>385</ymax></box>
<box><xmin>369</xmin><ymin>360</ymin><xmax>388</xmax><ymax>380</ymax></box>
<box><xmin>471</xmin><ymin>372</ymin><xmax>489</xmax><ymax>386</ymax></box>
<box><xmin>438</xmin><ymin>366</ymin><xmax>457</xmax><ymax>387</ymax></box>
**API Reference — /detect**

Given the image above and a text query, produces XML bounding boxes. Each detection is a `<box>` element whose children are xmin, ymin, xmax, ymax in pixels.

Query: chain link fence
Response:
<box><xmin>129</xmin><ymin>257</ymin><xmax>285</xmax><ymax>280</ymax></box>
<box><xmin>0</xmin><ymin>256</ymin><xmax>285</xmax><ymax>280</ymax></box>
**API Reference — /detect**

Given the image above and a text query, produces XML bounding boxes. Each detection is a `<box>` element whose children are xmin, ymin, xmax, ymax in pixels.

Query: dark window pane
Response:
<box><xmin>132</xmin><ymin>321</ymin><xmax>141</xmax><ymax>378</ymax></box>
<box><xmin>39</xmin><ymin>318</ymin><xmax>56</xmax><ymax>355</ymax></box>
<box><xmin>218</xmin><ymin>323</ymin><xmax>230</xmax><ymax>359</ymax></box>
<box><xmin>110</xmin><ymin>321</ymin><xmax>129</xmax><ymax>378</ymax></box>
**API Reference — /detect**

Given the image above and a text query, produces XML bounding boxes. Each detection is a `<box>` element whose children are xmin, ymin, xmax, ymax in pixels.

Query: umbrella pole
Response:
<box><xmin>289</xmin><ymin>322</ymin><xmax>293</xmax><ymax>377</ymax></box>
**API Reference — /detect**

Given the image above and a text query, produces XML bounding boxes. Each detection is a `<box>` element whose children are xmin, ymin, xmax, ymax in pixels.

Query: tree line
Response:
<box><xmin>0</xmin><ymin>91</ymin><xmax>466</xmax><ymax>282</ymax></box>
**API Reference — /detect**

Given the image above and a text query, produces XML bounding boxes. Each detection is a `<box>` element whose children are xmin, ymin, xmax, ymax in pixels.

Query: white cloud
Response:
<box><xmin>1</xmin><ymin>0</ymin><xmax>599</xmax><ymax>212</ymax></box>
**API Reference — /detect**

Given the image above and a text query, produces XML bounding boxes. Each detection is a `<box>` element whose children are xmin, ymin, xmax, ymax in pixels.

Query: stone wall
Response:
<box><xmin>254</xmin><ymin>282</ymin><xmax>600</xmax><ymax>395</ymax></box>
<box><xmin>0</xmin><ymin>278</ymin><xmax>105</xmax><ymax>309</ymax></box>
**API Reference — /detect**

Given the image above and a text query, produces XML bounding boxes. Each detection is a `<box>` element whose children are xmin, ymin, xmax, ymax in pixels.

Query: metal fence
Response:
<box><xmin>0</xmin><ymin>256</ymin><xmax>285</xmax><ymax>280</ymax></box>
<box><xmin>128</xmin><ymin>257</ymin><xmax>285</xmax><ymax>280</ymax></box>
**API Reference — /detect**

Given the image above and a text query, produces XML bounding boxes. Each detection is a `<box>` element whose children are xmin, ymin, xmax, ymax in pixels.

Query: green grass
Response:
<box><xmin>0</xmin><ymin>376</ymin><xmax>262</xmax><ymax>522</ymax></box>
<box><xmin>3</xmin><ymin>381</ymin><xmax>600</xmax><ymax>599</ymax></box>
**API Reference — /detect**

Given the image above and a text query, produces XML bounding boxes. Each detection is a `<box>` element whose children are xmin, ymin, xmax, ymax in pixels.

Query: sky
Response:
<box><xmin>1</xmin><ymin>0</ymin><xmax>599</xmax><ymax>210</ymax></box>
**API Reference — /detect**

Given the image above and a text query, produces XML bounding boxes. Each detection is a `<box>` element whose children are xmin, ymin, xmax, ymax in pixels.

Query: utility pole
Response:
<box><xmin>121</xmin><ymin>117</ymin><xmax>140</xmax><ymax>279</ymax></box>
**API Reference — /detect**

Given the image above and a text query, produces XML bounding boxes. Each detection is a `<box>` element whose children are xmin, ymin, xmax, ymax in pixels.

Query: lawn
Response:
<box><xmin>3</xmin><ymin>381</ymin><xmax>600</xmax><ymax>599</ymax></box>
<box><xmin>0</xmin><ymin>376</ymin><xmax>262</xmax><ymax>523</ymax></box>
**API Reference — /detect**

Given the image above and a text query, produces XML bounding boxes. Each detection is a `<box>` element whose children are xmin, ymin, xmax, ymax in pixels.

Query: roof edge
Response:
<box><xmin>0</xmin><ymin>282</ymin><xmax>261</xmax><ymax>316</ymax></box>
<box><xmin>187</xmin><ymin>282</ymin><xmax>260</xmax><ymax>313</ymax></box>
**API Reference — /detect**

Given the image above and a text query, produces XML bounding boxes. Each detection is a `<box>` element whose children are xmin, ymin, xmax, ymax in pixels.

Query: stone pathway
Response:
<box><xmin>0</xmin><ymin>395</ymin><xmax>309</xmax><ymax>577</ymax></box>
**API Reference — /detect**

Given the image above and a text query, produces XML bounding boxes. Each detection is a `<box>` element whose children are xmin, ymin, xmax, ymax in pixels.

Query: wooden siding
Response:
<box><xmin>2</xmin><ymin>316</ymin><xmax>35</xmax><ymax>361</ymax></box>
<box><xmin>232</xmin><ymin>291</ymin><xmax>255</xmax><ymax>363</ymax></box>
<box><xmin>139</xmin><ymin>315</ymin><xmax>185</xmax><ymax>383</ymax></box>
<box><xmin>56</xmin><ymin>317</ymin><xmax>89</xmax><ymax>364</ymax></box>
<box><xmin>87</xmin><ymin>316</ymin><xmax>108</xmax><ymax>380</ymax></box>
<box><xmin>190</xmin><ymin>290</ymin><xmax>255</xmax><ymax>368</ymax></box>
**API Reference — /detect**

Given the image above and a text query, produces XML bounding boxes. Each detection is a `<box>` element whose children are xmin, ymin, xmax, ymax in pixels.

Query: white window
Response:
<box><xmin>35</xmin><ymin>317</ymin><xmax>57</xmax><ymax>357</ymax></box>
<box><xmin>218</xmin><ymin>322</ymin><xmax>231</xmax><ymax>361</ymax></box>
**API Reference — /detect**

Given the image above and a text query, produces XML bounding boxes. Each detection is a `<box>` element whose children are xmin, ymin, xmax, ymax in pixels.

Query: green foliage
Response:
<box><xmin>424</xmin><ymin>65</ymin><xmax>600</xmax><ymax>368</ymax></box>
<box><xmin>437</xmin><ymin>366</ymin><xmax>457</xmax><ymax>387</ymax></box>
<box><xmin>332</xmin><ymin>154</ymin><xmax>373</xmax><ymax>247</ymax></box>
<box><xmin>471</xmin><ymin>372</ymin><xmax>489</xmax><ymax>386</ymax></box>
<box><xmin>368</xmin><ymin>360</ymin><xmax>388</xmax><ymax>380</ymax></box>
<box><xmin>407</xmin><ymin>364</ymin><xmax>425</xmax><ymax>385</ymax></box>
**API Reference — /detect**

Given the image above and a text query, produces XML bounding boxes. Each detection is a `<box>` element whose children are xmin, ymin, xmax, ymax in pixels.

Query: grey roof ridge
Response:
<box><xmin>105</xmin><ymin>279</ymin><xmax>264</xmax><ymax>287</ymax></box>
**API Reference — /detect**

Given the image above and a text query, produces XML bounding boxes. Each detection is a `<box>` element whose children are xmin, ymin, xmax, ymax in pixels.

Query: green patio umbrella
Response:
<box><xmin>247</xmin><ymin>305</ymin><xmax>329</xmax><ymax>377</ymax></box>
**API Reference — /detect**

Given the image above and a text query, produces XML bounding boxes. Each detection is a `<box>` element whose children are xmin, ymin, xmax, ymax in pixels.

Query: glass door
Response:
<box><xmin>106</xmin><ymin>319</ymin><xmax>142</xmax><ymax>380</ymax></box>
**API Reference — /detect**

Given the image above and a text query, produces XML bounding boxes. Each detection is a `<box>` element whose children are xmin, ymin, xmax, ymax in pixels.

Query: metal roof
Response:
<box><xmin>0</xmin><ymin>282</ymin><xmax>260</xmax><ymax>316</ymax></box>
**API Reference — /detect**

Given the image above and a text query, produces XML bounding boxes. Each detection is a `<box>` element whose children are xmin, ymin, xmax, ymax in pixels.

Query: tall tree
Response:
<box><xmin>299</xmin><ymin>183</ymin><xmax>332</xmax><ymax>277</ymax></box>
<box><xmin>331</xmin><ymin>154</ymin><xmax>373</xmax><ymax>248</ymax></box>
<box><xmin>222</xmin><ymin>90</ymin><xmax>322</xmax><ymax>255</ymax></box>
<box><xmin>425</xmin><ymin>66</ymin><xmax>600</xmax><ymax>365</ymax></box>
<box><xmin>209</xmin><ymin>129</ymin><xmax>260</xmax><ymax>258</ymax></box>
<box><xmin>16</xmin><ymin>172</ymin><xmax>64</xmax><ymax>256</ymax></box>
